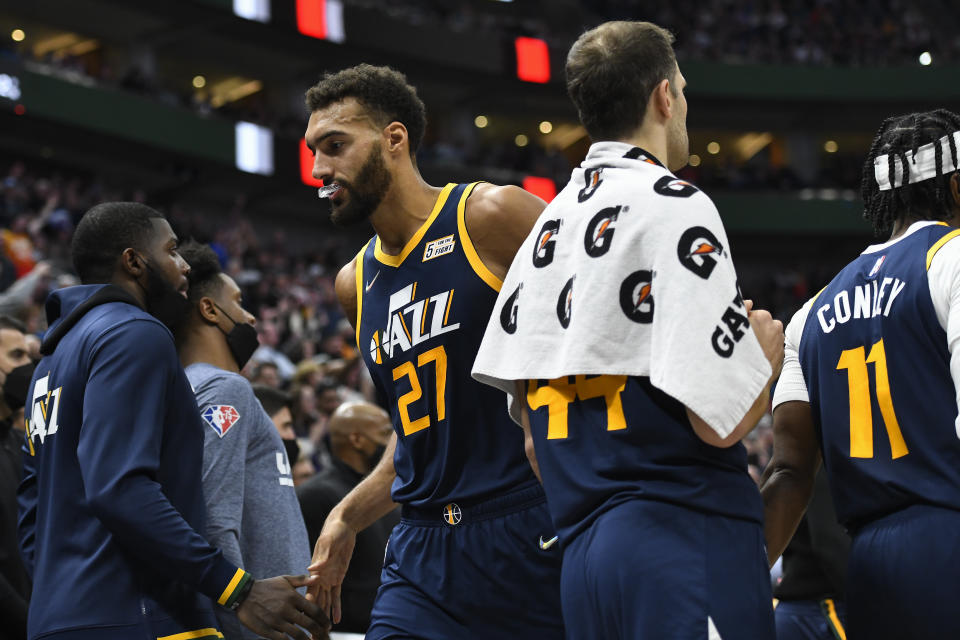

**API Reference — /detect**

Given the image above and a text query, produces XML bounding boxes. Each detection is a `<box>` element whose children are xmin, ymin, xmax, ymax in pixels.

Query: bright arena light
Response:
<box><xmin>11</xmin><ymin>29</ymin><xmax>25</xmax><ymax>42</ymax></box>
<box><xmin>474</xmin><ymin>115</ymin><xmax>488</xmax><ymax>128</ymax></box>
<box><xmin>707</xmin><ymin>141</ymin><xmax>720</xmax><ymax>155</ymax></box>
<box><xmin>192</xmin><ymin>75</ymin><xmax>207</xmax><ymax>89</ymax></box>
<box><xmin>688</xmin><ymin>154</ymin><xmax>701</xmax><ymax>167</ymax></box>
<box><xmin>539</xmin><ymin>120</ymin><xmax>553</xmax><ymax>134</ymax></box>
<box><xmin>515</xmin><ymin>134</ymin><xmax>529</xmax><ymax>147</ymax></box>
<box><xmin>235</xmin><ymin>121</ymin><xmax>274</xmax><ymax>176</ymax></box>
<box><xmin>824</xmin><ymin>140</ymin><xmax>838</xmax><ymax>153</ymax></box>
<box><xmin>919</xmin><ymin>51</ymin><xmax>932</xmax><ymax>66</ymax></box>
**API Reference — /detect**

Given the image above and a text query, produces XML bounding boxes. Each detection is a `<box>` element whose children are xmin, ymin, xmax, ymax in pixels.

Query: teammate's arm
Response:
<box><xmin>307</xmin><ymin>431</ymin><xmax>398</xmax><ymax>623</ymax></box>
<box><xmin>307</xmin><ymin>261</ymin><xmax>400</xmax><ymax>622</ymax></box>
<box><xmin>464</xmin><ymin>184</ymin><xmax>546</xmax><ymax>281</ymax></box>
<box><xmin>759</xmin><ymin>400</ymin><xmax>821</xmax><ymax>566</ymax></box>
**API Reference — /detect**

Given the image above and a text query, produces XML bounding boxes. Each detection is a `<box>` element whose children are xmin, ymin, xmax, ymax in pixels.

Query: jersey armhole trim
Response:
<box><xmin>354</xmin><ymin>240</ymin><xmax>371</xmax><ymax>349</ymax></box>
<box><xmin>926</xmin><ymin>228</ymin><xmax>960</xmax><ymax>270</ymax></box>
<box><xmin>456</xmin><ymin>181</ymin><xmax>503</xmax><ymax>292</ymax></box>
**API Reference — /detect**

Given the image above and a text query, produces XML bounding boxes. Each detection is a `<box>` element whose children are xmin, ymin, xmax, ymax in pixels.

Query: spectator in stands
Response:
<box><xmin>249</xmin><ymin>361</ymin><xmax>281</xmax><ymax>389</ymax></box>
<box><xmin>297</xmin><ymin>402</ymin><xmax>399</xmax><ymax>634</ymax></box>
<box><xmin>252</xmin><ymin>384</ymin><xmax>302</xmax><ymax>478</ymax></box>
<box><xmin>175</xmin><ymin>241</ymin><xmax>313</xmax><ymax>640</ymax></box>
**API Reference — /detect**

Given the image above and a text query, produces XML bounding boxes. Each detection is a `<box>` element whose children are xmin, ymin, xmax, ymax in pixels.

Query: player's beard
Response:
<box><xmin>141</xmin><ymin>262</ymin><xmax>192</xmax><ymax>332</ymax></box>
<box><xmin>330</xmin><ymin>143</ymin><xmax>393</xmax><ymax>227</ymax></box>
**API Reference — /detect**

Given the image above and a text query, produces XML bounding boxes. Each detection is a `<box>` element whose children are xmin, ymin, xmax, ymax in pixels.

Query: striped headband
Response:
<box><xmin>874</xmin><ymin>131</ymin><xmax>960</xmax><ymax>191</ymax></box>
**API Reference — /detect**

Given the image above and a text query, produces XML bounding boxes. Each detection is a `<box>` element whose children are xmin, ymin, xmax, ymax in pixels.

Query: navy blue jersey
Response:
<box><xmin>526</xmin><ymin>374</ymin><xmax>762</xmax><ymax>543</ymax></box>
<box><xmin>798</xmin><ymin>224</ymin><xmax>960</xmax><ymax>529</ymax></box>
<box><xmin>356</xmin><ymin>182</ymin><xmax>535</xmax><ymax>507</ymax></box>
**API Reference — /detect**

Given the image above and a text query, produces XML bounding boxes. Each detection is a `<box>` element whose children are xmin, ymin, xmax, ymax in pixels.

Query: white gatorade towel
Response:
<box><xmin>472</xmin><ymin>141</ymin><xmax>771</xmax><ymax>438</ymax></box>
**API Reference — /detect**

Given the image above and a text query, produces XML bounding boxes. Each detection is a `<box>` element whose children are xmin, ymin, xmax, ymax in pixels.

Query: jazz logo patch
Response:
<box><xmin>423</xmin><ymin>234</ymin><xmax>455</xmax><ymax>261</ymax></box>
<box><xmin>202</xmin><ymin>405</ymin><xmax>240</xmax><ymax>438</ymax></box>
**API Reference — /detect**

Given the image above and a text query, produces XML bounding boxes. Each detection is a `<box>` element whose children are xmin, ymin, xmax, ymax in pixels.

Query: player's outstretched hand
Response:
<box><xmin>745</xmin><ymin>300</ymin><xmax>784</xmax><ymax>377</ymax></box>
<box><xmin>236</xmin><ymin>574</ymin><xmax>330</xmax><ymax>640</ymax></box>
<box><xmin>307</xmin><ymin>516</ymin><xmax>357</xmax><ymax>625</ymax></box>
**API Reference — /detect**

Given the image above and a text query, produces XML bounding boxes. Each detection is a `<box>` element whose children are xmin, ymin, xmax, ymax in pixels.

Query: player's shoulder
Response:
<box><xmin>786</xmin><ymin>294</ymin><xmax>821</xmax><ymax>346</ymax></box>
<box><xmin>926</xmin><ymin>224</ymin><xmax>960</xmax><ymax>271</ymax></box>
<box><xmin>335</xmin><ymin>242</ymin><xmax>370</xmax><ymax>310</ymax></box>
<box><xmin>465</xmin><ymin>182</ymin><xmax>546</xmax><ymax>230</ymax></box>
<box><xmin>90</xmin><ymin>313</ymin><xmax>175</xmax><ymax>362</ymax></box>
<box><xmin>189</xmin><ymin>365</ymin><xmax>254</xmax><ymax>403</ymax></box>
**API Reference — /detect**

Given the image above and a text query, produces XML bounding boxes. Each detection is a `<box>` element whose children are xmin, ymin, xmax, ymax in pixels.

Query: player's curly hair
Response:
<box><xmin>862</xmin><ymin>109</ymin><xmax>960</xmax><ymax>237</ymax></box>
<box><xmin>178</xmin><ymin>240</ymin><xmax>223</xmax><ymax>303</ymax></box>
<box><xmin>305</xmin><ymin>64</ymin><xmax>426</xmax><ymax>157</ymax></box>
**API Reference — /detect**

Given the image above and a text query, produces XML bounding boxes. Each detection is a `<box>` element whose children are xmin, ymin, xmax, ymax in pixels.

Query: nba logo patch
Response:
<box><xmin>868</xmin><ymin>254</ymin><xmax>886</xmax><ymax>278</ymax></box>
<box><xmin>202</xmin><ymin>405</ymin><xmax>240</xmax><ymax>438</ymax></box>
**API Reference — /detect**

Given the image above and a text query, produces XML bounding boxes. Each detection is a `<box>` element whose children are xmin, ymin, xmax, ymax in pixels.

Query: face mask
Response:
<box><xmin>138</xmin><ymin>256</ymin><xmax>191</xmax><ymax>332</ymax></box>
<box><xmin>213</xmin><ymin>303</ymin><xmax>260</xmax><ymax>371</ymax></box>
<box><xmin>3</xmin><ymin>362</ymin><xmax>35</xmax><ymax>411</ymax></box>
<box><xmin>283</xmin><ymin>438</ymin><xmax>300</xmax><ymax>466</ymax></box>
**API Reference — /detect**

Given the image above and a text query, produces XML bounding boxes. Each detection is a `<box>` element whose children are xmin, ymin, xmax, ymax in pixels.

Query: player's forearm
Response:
<box><xmin>688</xmin><ymin>383</ymin><xmax>771</xmax><ymax>448</ymax></box>
<box><xmin>330</xmin><ymin>434</ymin><xmax>398</xmax><ymax>533</ymax></box>
<box><xmin>760</xmin><ymin>464</ymin><xmax>817</xmax><ymax>566</ymax></box>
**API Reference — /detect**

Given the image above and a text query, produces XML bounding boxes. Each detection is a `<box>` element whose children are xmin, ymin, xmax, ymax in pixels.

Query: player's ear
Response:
<box><xmin>198</xmin><ymin>296</ymin><xmax>218</xmax><ymax>324</ymax></box>
<box><xmin>119</xmin><ymin>248</ymin><xmax>144</xmax><ymax>278</ymax></box>
<box><xmin>950</xmin><ymin>172</ymin><xmax>960</xmax><ymax>209</ymax></box>
<box><xmin>383</xmin><ymin>121</ymin><xmax>408</xmax><ymax>156</ymax></box>
<box><xmin>651</xmin><ymin>78</ymin><xmax>671</xmax><ymax>120</ymax></box>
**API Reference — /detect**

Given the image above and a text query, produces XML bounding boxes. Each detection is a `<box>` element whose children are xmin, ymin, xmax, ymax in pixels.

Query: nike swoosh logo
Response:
<box><xmin>538</xmin><ymin>535</ymin><xmax>559</xmax><ymax>550</ymax></box>
<box><xmin>365</xmin><ymin>271</ymin><xmax>380</xmax><ymax>291</ymax></box>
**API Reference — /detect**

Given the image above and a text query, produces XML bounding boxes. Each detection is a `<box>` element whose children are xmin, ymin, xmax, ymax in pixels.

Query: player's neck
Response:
<box><xmin>617</xmin><ymin>129</ymin><xmax>669</xmax><ymax>169</ymax></box>
<box><xmin>370</xmin><ymin>168</ymin><xmax>444</xmax><ymax>256</ymax></box>
<box><xmin>178</xmin><ymin>325</ymin><xmax>241</xmax><ymax>374</ymax></box>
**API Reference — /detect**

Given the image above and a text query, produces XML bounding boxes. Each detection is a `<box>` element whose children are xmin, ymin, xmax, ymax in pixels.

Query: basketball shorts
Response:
<box><xmin>560</xmin><ymin>499</ymin><xmax>775</xmax><ymax>640</ymax></box>
<box><xmin>366</xmin><ymin>481</ymin><xmax>564</xmax><ymax>640</ymax></box>
<box><xmin>775</xmin><ymin>599</ymin><xmax>847</xmax><ymax>640</ymax></box>
<box><xmin>846</xmin><ymin>504</ymin><xmax>960</xmax><ymax>639</ymax></box>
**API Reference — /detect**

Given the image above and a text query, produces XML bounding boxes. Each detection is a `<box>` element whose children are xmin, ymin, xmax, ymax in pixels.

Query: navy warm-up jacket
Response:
<box><xmin>17</xmin><ymin>285</ymin><xmax>250</xmax><ymax>640</ymax></box>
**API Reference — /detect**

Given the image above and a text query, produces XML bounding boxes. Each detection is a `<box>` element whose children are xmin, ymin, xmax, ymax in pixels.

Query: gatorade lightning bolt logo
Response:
<box><xmin>533</xmin><ymin>219</ymin><xmax>561</xmax><ymax>268</ymax></box>
<box><xmin>677</xmin><ymin>226</ymin><xmax>724</xmax><ymax>279</ymax></box>
<box><xmin>653</xmin><ymin>175</ymin><xmax>699</xmax><ymax>198</ymax></box>
<box><xmin>619</xmin><ymin>270</ymin><xmax>654</xmax><ymax>323</ymax></box>
<box><xmin>578</xmin><ymin>167</ymin><xmax>604</xmax><ymax>202</ymax></box>
<box><xmin>557</xmin><ymin>276</ymin><xmax>574</xmax><ymax>328</ymax></box>
<box><xmin>584</xmin><ymin>205</ymin><xmax>622</xmax><ymax>258</ymax></box>
<box><xmin>500</xmin><ymin>284</ymin><xmax>522</xmax><ymax>334</ymax></box>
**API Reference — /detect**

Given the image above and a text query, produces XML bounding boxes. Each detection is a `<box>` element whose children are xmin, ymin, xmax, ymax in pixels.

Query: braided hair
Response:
<box><xmin>861</xmin><ymin>109</ymin><xmax>960</xmax><ymax>237</ymax></box>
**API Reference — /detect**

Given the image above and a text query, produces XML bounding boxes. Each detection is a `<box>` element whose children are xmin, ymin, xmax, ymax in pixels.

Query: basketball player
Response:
<box><xmin>302</xmin><ymin>65</ymin><xmax>563</xmax><ymax>639</ymax></box>
<box><xmin>762</xmin><ymin>108</ymin><xmax>960</xmax><ymax>638</ymax></box>
<box><xmin>473</xmin><ymin>22</ymin><xmax>783</xmax><ymax>639</ymax></box>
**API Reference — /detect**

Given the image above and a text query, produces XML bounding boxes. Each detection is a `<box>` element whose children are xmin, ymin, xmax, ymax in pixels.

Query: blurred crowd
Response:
<box><xmin>3</xmin><ymin>0</ymin><xmax>954</xmax><ymax>191</ymax></box>
<box><xmin>359</xmin><ymin>0</ymin><xmax>959</xmax><ymax>67</ymax></box>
